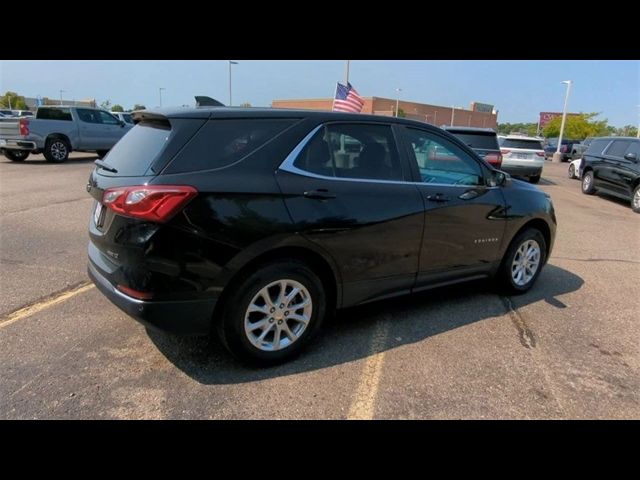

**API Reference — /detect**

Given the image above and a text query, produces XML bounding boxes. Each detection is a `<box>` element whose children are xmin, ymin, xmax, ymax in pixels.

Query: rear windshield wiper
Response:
<box><xmin>94</xmin><ymin>159</ymin><xmax>118</xmax><ymax>173</ymax></box>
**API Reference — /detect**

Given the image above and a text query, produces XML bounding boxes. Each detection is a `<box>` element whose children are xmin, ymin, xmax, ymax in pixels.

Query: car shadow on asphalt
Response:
<box><xmin>146</xmin><ymin>263</ymin><xmax>583</xmax><ymax>384</ymax></box>
<box><xmin>0</xmin><ymin>155</ymin><xmax>98</xmax><ymax>165</ymax></box>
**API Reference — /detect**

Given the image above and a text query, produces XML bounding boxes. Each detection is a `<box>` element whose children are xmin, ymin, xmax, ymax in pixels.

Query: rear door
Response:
<box><xmin>398</xmin><ymin>126</ymin><xmax>506</xmax><ymax>287</ymax></box>
<box><xmin>611</xmin><ymin>141</ymin><xmax>640</xmax><ymax>196</ymax></box>
<box><xmin>276</xmin><ymin>121</ymin><xmax>425</xmax><ymax>306</ymax></box>
<box><xmin>96</xmin><ymin>110</ymin><xmax>128</xmax><ymax>148</ymax></box>
<box><xmin>76</xmin><ymin>108</ymin><xmax>102</xmax><ymax>149</ymax></box>
<box><xmin>600</xmin><ymin>139</ymin><xmax>631</xmax><ymax>193</ymax></box>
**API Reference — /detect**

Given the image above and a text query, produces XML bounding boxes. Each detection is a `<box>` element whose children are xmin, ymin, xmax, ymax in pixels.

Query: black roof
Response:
<box><xmin>443</xmin><ymin>126</ymin><xmax>497</xmax><ymax>133</ymax></box>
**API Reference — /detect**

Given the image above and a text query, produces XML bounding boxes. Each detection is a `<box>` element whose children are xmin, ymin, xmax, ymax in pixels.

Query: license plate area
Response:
<box><xmin>94</xmin><ymin>202</ymin><xmax>106</xmax><ymax>228</ymax></box>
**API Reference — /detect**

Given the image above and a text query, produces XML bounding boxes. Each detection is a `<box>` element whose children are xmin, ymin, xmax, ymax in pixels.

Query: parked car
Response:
<box><xmin>581</xmin><ymin>136</ymin><xmax>640</xmax><ymax>213</ymax></box>
<box><xmin>111</xmin><ymin>111</ymin><xmax>135</xmax><ymax>126</ymax></box>
<box><xmin>571</xmin><ymin>137</ymin><xmax>593</xmax><ymax>159</ymax></box>
<box><xmin>443</xmin><ymin>126</ymin><xmax>502</xmax><ymax>169</ymax></box>
<box><xmin>568</xmin><ymin>157</ymin><xmax>583</xmax><ymax>179</ymax></box>
<box><xmin>0</xmin><ymin>106</ymin><xmax>133</xmax><ymax>162</ymax></box>
<box><xmin>0</xmin><ymin>109</ymin><xmax>14</xmax><ymax>117</ymax></box>
<box><xmin>499</xmin><ymin>135</ymin><xmax>546</xmax><ymax>183</ymax></box>
<box><xmin>544</xmin><ymin>138</ymin><xmax>580</xmax><ymax>161</ymax></box>
<box><xmin>87</xmin><ymin>107</ymin><xmax>557</xmax><ymax>365</ymax></box>
<box><xmin>12</xmin><ymin>110</ymin><xmax>34</xmax><ymax>118</ymax></box>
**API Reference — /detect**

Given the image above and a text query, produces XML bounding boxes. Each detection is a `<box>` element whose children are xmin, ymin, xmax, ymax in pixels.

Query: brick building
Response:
<box><xmin>271</xmin><ymin>97</ymin><xmax>498</xmax><ymax>129</ymax></box>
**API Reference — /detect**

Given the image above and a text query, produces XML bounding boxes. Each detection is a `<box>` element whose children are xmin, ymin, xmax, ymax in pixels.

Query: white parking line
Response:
<box><xmin>0</xmin><ymin>283</ymin><xmax>95</xmax><ymax>329</ymax></box>
<box><xmin>347</xmin><ymin>319</ymin><xmax>390</xmax><ymax>420</ymax></box>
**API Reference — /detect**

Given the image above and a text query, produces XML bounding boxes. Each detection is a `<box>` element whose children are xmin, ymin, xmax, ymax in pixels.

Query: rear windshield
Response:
<box><xmin>36</xmin><ymin>108</ymin><xmax>72</xmax><ymax>121</ymax></box>
<box><xmin>101</xmin><ymin>122</ymin><xmax>171</xmax><ymax>176</ymax></box>
<box><xmin>500</xmin><ymin>138</ymin><xmax>543</xmax><ymax>150</ymax></box>
<box><xmin>448</xmin><ymin>132</ymin><xmax>498</xmax><ymax>150</ymax></box>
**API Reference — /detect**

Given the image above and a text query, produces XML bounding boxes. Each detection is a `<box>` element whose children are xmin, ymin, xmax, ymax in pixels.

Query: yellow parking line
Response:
<box><xmin>0</xmin><ymin>283</ymin><xmax>95</xmax><ymax>329</ymax></box>
<box><xmin>347</xmin><ymin>319</ymin><xmax>390</xmax><ymax>420</ymax></box>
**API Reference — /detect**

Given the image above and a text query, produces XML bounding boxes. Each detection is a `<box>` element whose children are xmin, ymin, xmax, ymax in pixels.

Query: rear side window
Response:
<box><xmin>36</xmin><ymin>108</ymin><xmax>72</xmax><ymax>121</ymax></box>
<box><xmin>605</xmin><ymin>140</ymin><xmax>631</xmax><ymax>158</ymax></box>
<box><xmin>293</xmin><ymin>123</ymin><xmax>404</xmax><ymax>181</ymax></box>
<box><xmin>500</xmin><ymin>138</ymin><xmax>543</xmax><ymax>150</ymax></box>
<box><xmin>166</xmin><ymin>119</ymin><xmax>296</xmax><ymax>173</ymax></box>
<box><xmin>586</xmin><ymin>139</ymin><xmax>610</xmax><ymax>155</ymax></box>
<box><xmin>448</xmin><ymin>132</ymin><xmax>499</xmax><ymax>150</ymax></box>
<box><xmin>100</xmin><ymin>122</ymin><xmax>171</xmax><ymax>176</ymax></box>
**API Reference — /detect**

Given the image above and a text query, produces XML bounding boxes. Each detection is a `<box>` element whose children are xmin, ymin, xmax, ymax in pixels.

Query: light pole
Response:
<box><xmin>450</xmin><ymin>105</ymin><xmax>457</xmax><ymax>126</ymax></box>
<box><xmin>553</xmin><ymin>80</ymin><xmax>572</xmax><ymax>163</ymax></box>
<box><xmin>229</xmin><ymin>61</ymin><xmax>239</xmax><ymax>106</ymax></box>
<box><xmin>636</xmin><ymin>105</ymin><xmax>640</xmax><ymax>138</ymax></box>
<box><xmin>159</xmin><ymin>87</ymin><xmax>165</xmax><ymax>107</ymax></box>
<box><xmin>395</xmin><ymin>88</ymin><xmax>402</xmax><ymax>117</ymax></box>
<box><xmin>59</xmin><ymin>90</ymin><xmax>66</xmax><ymax>105</ymax></box>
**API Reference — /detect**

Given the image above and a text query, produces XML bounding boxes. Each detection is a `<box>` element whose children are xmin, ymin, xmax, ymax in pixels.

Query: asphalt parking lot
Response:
<box><xmin>0</xmin><ymin>153</ymin><xmax>638</xmax><ymax>419</ymax></box>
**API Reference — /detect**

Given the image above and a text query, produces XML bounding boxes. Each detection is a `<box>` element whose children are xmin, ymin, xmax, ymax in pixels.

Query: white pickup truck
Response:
<box><xmin>0</xmin><ymin>105</ymin><xmax>133</xmax><ymax>162</ymax></box>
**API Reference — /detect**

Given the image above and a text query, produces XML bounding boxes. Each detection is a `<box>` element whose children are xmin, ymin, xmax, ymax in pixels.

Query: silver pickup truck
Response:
<box><xmin>0</xmin><ymin>105</ymin><xmax>133</xmax><ymax>162</ymax></box>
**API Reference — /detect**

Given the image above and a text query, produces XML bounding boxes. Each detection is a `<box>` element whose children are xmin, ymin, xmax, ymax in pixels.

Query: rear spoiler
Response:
<box><xmin>195</xmin><ymin>96</ymin><xmax>225</xmax><ymax>107</ymax></box>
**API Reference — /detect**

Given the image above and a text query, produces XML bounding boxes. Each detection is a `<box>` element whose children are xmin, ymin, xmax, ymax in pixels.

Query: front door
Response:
<box><xmin>398</xmin><ymin>126</ymin><xmax>507</xmax><ymax>287</ymax></box>
<box><xmin>276</xmin><ymin>122</ymin><xmax>424</xmax><ymax>306</ymax></box>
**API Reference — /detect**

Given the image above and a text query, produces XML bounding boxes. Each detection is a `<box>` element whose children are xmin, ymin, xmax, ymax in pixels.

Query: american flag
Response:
<box><xmin>332</xmin><ymin>82</ymin><xmax>365</xmax><ymax>113</ymax></box>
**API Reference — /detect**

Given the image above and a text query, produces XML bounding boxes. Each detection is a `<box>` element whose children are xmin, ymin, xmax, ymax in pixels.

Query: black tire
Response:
<box><xmin>216</xmin><ymin>259</ymin><xmax>327</xmax><ymax>366</ymax></box>
<box><xmin>497</xmin><ymin>228</ymin><xmax>547</xmax><ymax>295</ymax></box>
<box><xmin>529</xmin><ymin>174</ymin><xmax>541</xmax><ymax>184</ymax></box>
<box><xmin>582</xmin><ymin>170</ymin><xmax>596</xmax><ymax>195</ymax></box>
<box><xmin>568</xmin><ymin>164</ymin><xmax>575</xmax><ymax>179</ymax></box>
<box><xmin>96</xmin><ymin>150</ymin><xmax>109</xmax><ymax>159</ymax></box>
<box><xmin>43</xmin><ymin>137</ymin><xmax>70</xmax><ymax>163</ymax></box>
<box><xmin>3</xmin><ymin>149</ymin><xmax>30</xmax><ymax>161</ymax></box>
<box><xmin>632</xmin><ymin>185</ymin><xmax>640</xmax><ymax>214</ymax></box>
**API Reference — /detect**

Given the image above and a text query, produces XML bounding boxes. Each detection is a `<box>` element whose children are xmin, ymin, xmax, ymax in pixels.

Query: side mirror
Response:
<box><xmin>119</xmin><ymin>120</ymin><xmax>125</xmax><ymax>127</ymax></box>
<box><xmin>624</xmin><ymin>152</ymin><xmax>638</xmax><ymax>162</ymax></box>
<box><xmin>489</xmin><ymin>170</ymin><xmax>509</xmax><ymax>187</ymax></box>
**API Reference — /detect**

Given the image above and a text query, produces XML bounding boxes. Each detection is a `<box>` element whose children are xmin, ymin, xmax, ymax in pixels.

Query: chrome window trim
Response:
<box><xmin>278</xmin><ymin>124</ymin><xmax>497</xmax><ymax>189</ymax></box>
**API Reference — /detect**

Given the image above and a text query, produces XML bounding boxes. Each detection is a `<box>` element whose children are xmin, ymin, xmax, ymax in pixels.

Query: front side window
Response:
<box><xmin>77</xmin><ymin>108</ymin><xmax>100</xmax><ymax>124</ymax></box>
<box><xmin>404</xmin><ymin>128</ymin><xmax>483</xmax><ymax>186</ymax></box>
<box><xmin>293</xmin><ymin>123</ymin><xmax>403</xmax><ymax>181</ymax></box>
<box><xmin>98</xmin><ymin>110</ymin><xmax>121</xmax><ymax>125</ymax></box>
<box><xmin>605</xmin><ymin>140</ymin><xmax>631</xmax><ymax>158</ymax></box>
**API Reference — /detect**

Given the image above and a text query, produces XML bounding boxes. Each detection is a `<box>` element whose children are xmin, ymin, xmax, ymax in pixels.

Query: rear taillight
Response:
<box><xmin>484</xmin><ymin>153</ymin><xmax>502</xmax><ymax>167</ymax></box>
<box><xmin>116</xmin><ymin>284</ymin><xmax>154</xmax><ymax>300</ymax></box>
<box><xmin>535</xmin><ymin>152</ymin><xmax>545</xmax><ymax>157</ymax></box>
<box><xmin>102</xmin><ymin>185</ymin><xmax>197</xmax><ymax>222</ymax></box>
<box><xmin>561</xmin><ymin>145</ymin><xmax>567</xmax><ymax>153</ymax></box>
<box><xmin>19</xmin><ymin>118</ymin><xmax>29</xmax><ymax>136</ymax></box>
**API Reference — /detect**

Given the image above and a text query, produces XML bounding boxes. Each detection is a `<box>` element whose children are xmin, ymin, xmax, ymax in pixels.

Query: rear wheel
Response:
<box><xmin>3</xmin><ymin>149</ymin><xmax>30</xmax><ymax>161</ymax></box>
<box><xmin>216</xmin><ymin>260</ymin><xmax>327</xmax><ymax>365</ymax></box>
<box><xmin>632</xmin><ymin>185</ymin><xmax>640</xmax><ymax>213</ymax></box>
<box><xmin>582</xmin><ymin>170</ymin><xmax>596</xmax><ymax>195</ymax></box>
<box><xmin>568</xmin><ymin>164</ymin><xmax>575</xmax><ymax>178</ymax></box>
<box><xmin>43</xmin><ymin>137</ymin><xmax>70</xmax><ymax>163</ymax></box>
<box><xmin>497</xmin><ymin>228</ymin><xmax>547</xmax><ymax>294</ymax></box>
<box><xmin>529</xmin><ymin>174</ymin><xmax>541</xmax><ymax>184</ymax></box>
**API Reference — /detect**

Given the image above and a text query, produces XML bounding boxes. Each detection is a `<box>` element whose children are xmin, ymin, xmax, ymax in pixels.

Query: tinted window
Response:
<box><xmin>167</xmin><ymin>119</ymin><xmax>296</xmax><ymax>174</ymax></box>
<box><xmin>448</xmin><ymin>132</ymin><xmax>499</xmax><ymax>150</ymax></box>
<box><xmin>77</xmin><ymin>108</ymin><xmax>100</xmax><ymax>124</ymax></box>
<box><xmin>586</xmin><ymin>139</ymin><xmax>610</xmax><ymax>155</ymax></box>
<box><xmin>624</xmin><ymin>142</ymin><xmax>640</xmax><ymax>157</ymax></box>
<box><xmin>294</xmin><ymin>123</ymin><xmax>403</xmax><ymax>181</ymax></box>
<box><xmin>122</xmin><ymin>114</ymin><xmax>134</xmax><ymax>124</ymax></box>
<box><xmin>98</xmin><ymin>111</ymin><xmax>120</xmax><ymax>125</ymax></box>
<box><xmin>36</xmin><ymin>108</ymin><xmax>72</xmax><ymax>121</ymax></box>
<box><xmin>500</xmin><ymin>138</ymin><xmax>543</xmax><ymax>150</ymax></box>
<box><xmin>605</xmin><ymin>140</ymin><xmax>631</xmax><ymax>158</ymax></box>
<box><xmin>404</xmin><ymin>128</ymin><xmax>482</xmax><ymax>186</ymax></box>
<box><xmin>99</xmin><ymin>122</ymin><xmax>171</xmax><ymax>176</ymax></box>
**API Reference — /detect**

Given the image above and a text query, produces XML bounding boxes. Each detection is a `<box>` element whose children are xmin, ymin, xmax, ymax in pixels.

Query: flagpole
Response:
<box><xmin>345</xmin><ymin>60</ymin><xmax>350</xmax><ymax>84</ymax></box>
<box><xmin>332</xmin><ymin>81</ymin><xmax>339</xmax><ymax>112</ymax></box>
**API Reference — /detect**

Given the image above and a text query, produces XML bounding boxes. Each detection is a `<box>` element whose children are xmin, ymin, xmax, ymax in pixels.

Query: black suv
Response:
<box><xmin>443</xmin><ymin>126</ymin><xmax>502</xmax><ymax>169</ymax></box>
<box><xmin>87</xmin><ymin>108</ymin><xmax>557</xmax><ymax>364</ymax></box>
<box><xmin>581</xmin><ymin>136</ymin><xmax>640</xmax><ymax>213</ymax></box>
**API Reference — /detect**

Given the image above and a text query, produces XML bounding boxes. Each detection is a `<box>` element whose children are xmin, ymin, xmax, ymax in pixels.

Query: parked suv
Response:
<box><xmin>443</xmin><ymin>126</ymin><xmax>502</xmax><ymax>169</ymax></box>
<box><xmin>581</xmin><ymin>136</ymin><xmax>640</xmax><ymax>213</ymax></box>
<box><xmin>499</xmin><ymin>135</ymin><xmax>546</xmax><ymax>183</ymax></box>
<box><xmin>87</xmin><ymin>107</ymin><xmax>556</xmax><ymax>365</ymax></box>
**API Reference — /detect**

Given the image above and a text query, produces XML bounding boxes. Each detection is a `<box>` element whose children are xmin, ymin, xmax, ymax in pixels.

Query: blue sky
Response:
<box><xmin>1</xmin><ymin>60</ymin><xmax>638</xmax><ymax>126</ymax></box>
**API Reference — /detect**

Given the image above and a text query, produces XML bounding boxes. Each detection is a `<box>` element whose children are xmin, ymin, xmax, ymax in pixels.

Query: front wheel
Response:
<box><xmin>529</xmin><ymin>174</ymin><xmax>541</xmax><ymax>184</ymax></box>
<box><xmin>632</xmin><ymin>185</ymin><xmax>640</xmax><ymax>214</ymax></box>
<box><xmin>216</xmin><ymin>260</ymin><xmax>327</xmax><ymax>365</ymax></box>
<box><xmin>3</xmin><ymin>149</ymin><xmax>30</xmax><ymax>161</ymax></box>
<box><xmin>497</xmin><ymin>228</ymin><xmax>547</xmax><ymax>294</ymax></box>
<box><xmin>582</xmin><ymin>170</ymin><xmax>596</xmax><ymax>195</ymax></box>
<box><xmin>568</xmin><ymin>164</ymin><xmax>575</xmax><ymax>178</ymax></box>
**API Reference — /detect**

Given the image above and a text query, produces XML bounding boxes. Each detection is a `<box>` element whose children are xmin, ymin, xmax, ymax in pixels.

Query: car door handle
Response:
<box><xmin>426</xmin><ymin>193</ymin><xmax>450</xmax><ymax>203</ymax></box>
<box><xmin>304</xmin><ymin>189</ymin><xmax>336</xmax><ymax>200</ymax></box>
<box><xmin>458</xmin><ymin>189</ymin><xmax>480</xmax><ymax>200</ymax></box>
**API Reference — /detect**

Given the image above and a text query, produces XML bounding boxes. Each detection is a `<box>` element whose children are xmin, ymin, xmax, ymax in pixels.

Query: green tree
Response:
<box><xmin>542</xmin><ymin>113</ymin><xmax>609</xmax><ymax>139</ymax></box>
<box><xmin>239</xmin><ymin>102</ymin><xmax>252</xmax><ymax>107</ymax></box>
<box><xmin>111</xmin><ymin>104</ymin><xmax>124</xmax><ymax>112</ymax></box>
<box><xmin>397</xmin><ymin>107</ymin><xmax>406</xmax><ymax>118</ymax></box>
<box><xmin>132</xmin><ymin>104</ymin><xmax>146</xmax><ymax>111</ymax></box>
<box><xmin>100</xmin><ymin>99</ymin><xmax>112</xmax><ymax>110</ymax></box>
<box><xmin>497</xmin><ymin>122</ymin><xmax>539</xmax><ymax>136</ymax></box>
<box><xmin>0</xmin><ymin>91</ymin><xmax>28</xmax><ymax>110</ymax></box>
<box><xmin>615</xmin><ymin>125</ymin><xmax>638</xmax><ymax>137</ymax></box>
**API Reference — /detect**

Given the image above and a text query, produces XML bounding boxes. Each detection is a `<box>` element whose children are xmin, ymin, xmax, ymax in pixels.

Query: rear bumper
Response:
<box><xmin>500</xmin><ymin>164</ymin><xmax>543</xmax><ymax>177</ymax></box>
<box><xmin>0</xmin><ymin>139</ymin><xmax>37</xmax><ymax>150</ymax></box>
<box><xmin>88</xmin><ymin>260</ymin><xmax>216</xmax><ymax>335</ymax></box>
